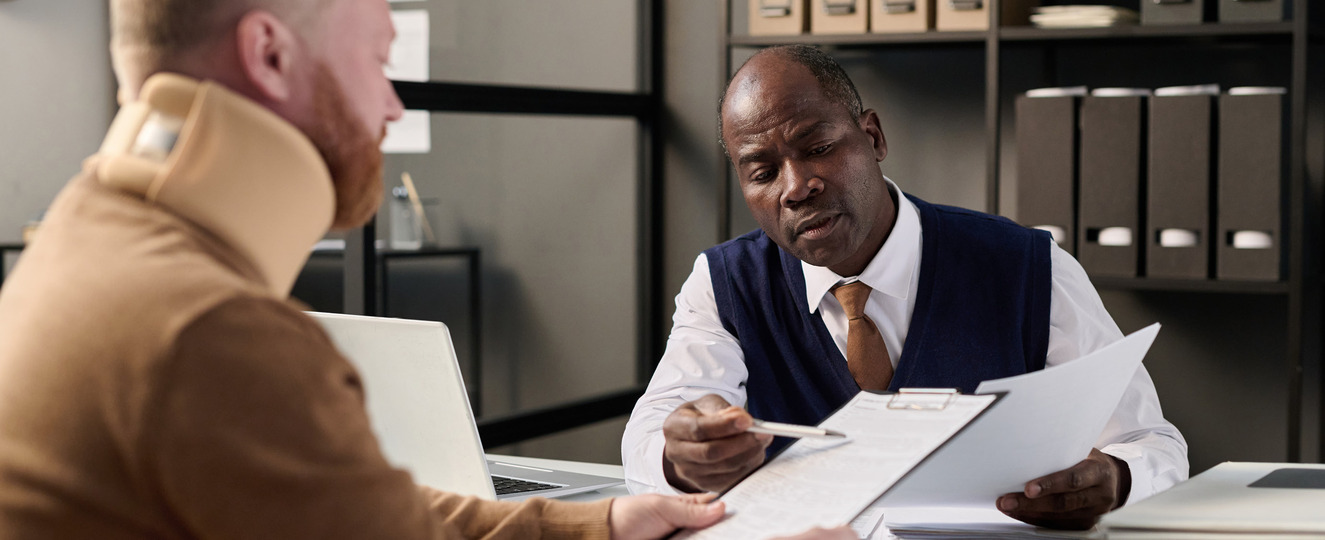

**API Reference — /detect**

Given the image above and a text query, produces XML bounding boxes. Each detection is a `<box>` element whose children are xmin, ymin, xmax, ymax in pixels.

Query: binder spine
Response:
<box><xmin>1216</xmin><ymin>92</ymin><xmax>1285</xmax><ymax>281</ymax></box>
<box><xmin>1146</xmin><ymin>94</ymin><xmax>1214</xmax><ymax>279</ymax></box>
<box><xmin>1015</xmin><ymin>95</ymin><xmax>1079</xmax><ymax>255</ymax></box>
<box><xmin>1078</xmin><ymin>95</ymin><xmax>1146</xmax><ymax>278</ymax></box>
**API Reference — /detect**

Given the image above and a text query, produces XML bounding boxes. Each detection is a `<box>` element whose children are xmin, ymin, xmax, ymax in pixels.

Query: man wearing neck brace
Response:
<box><xmin>0</xmin><ymin>2</ymin><xmax>854</xmax><ymax>539</ymax></box>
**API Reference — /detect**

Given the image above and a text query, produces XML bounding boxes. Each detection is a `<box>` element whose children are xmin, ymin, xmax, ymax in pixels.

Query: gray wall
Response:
<box><xmin>391</xmin><ymin>0</ymin><xmax>639</xmax><ymax>92</ymax></box>
<box><xmin>382</xmin><ymin>113</ymin><xmax>640</xmax><ymax>463</ymax></box>
<box><xmin>0</xmin><ymin>1</ymin><xmax>114</xmax><ymax>244</ymax></box>
<box><xmin>660</xmin><ymin>0</ymin><xmax>724</xmax><ymax>337</ymax></box>
<box><xmin>379</xmin><ymin>1</ymin><xmax>643</xmax><ymax>464</ymax></box>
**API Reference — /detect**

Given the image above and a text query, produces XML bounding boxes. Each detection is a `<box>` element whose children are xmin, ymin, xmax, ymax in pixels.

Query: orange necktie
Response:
<box><xmin>831</xmin><ymin>281</ymin><xmax>894</xmax><ymax>391</ymax></box>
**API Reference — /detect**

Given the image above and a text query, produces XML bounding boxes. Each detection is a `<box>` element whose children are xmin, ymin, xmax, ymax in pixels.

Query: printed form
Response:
<box><xmin>674</xmin><ymin>391</ymin><xmax>999</xmax><ymax>540</ymax></box>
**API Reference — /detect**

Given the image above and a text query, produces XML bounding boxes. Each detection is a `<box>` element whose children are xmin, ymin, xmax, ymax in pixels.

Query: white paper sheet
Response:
<box><xmin>878</xmin><ymin>507</ymin><xmax>1101</xmax><ymax>539</ymax></box>
<box><xmin>879</xmin><ymin>324</ymin><xmax>1161</xmax><ymax>507</ymax></box>
<box><xmin>386</xmin><ymin>10</ymin><xmax>430</xmax><ymax>82</ymax></box>
<box><xmin>851</xmin><ymin>505</ymin><xmax>887</xmax><ymax>539</ymax></box>
<box><xmin>675</xmin><ymin>393</ymin><xmax>999</xmax><ymax>540</ymax></box>
<box><xmin>382</xmin><ymin>110</ymin><xmax>432</xmax><ymax>154</ymax></box>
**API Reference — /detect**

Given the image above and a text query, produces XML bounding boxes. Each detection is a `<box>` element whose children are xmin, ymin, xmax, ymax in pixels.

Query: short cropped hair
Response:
<box><xmin>718</xmin><ymin>45</ymin><xmax>865</xmax><ymax>153</ymax></box>
<box><xmin>109</xmin><ymin>0</ymin><xmax>329</xmax><ymax>97</ymax></box>
<box><xmin>112</xmin><ymin>1</ymin><xmax>237</xmax><ymax>56</ymax></box>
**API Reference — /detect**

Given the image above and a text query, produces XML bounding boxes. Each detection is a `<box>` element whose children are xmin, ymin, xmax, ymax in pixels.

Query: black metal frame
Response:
<box><xmin>344</xmin><ymin>223</ymin><xmax>377</xmax><ymax>316</ymax></box>
<box><xmin>0</xmin><ymin>244</ymin><xmax>24</xmax><ymax>289</ymax></box>
<box><xmin>476</xmin><ymin>387</ymin><xmax>646</xmax><ymax>449</ymax></box>
<box><xmin>345</xmin><ymin>1</ymin><xmax>664</xmax><ymax>448</ymax></box>
<box><xmin>392</xmin><ymin>82</ymin><xmax>653</xmax><ymax>117</ymax></box>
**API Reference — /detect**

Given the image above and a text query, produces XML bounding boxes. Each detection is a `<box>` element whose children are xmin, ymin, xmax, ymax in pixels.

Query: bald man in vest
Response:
<box><xmin>623</xmin><ymin>45</ymin><xmax>1188</xmax><ymax>530</ymax></box>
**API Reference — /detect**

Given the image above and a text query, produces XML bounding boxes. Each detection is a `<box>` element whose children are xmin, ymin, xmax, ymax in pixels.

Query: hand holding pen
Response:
<box><xmin>661</xmin><ymin>394</ymin><xmax>850</xmax><ymax>493</ymax></box>
<box><xmin>661</xmin><ymin>394</ymin><xmax>774</xmax><ymax>493</ymax></box>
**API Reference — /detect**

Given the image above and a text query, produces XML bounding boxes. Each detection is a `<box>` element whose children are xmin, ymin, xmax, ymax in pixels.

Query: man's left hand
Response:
<box><xmin>996</xmin><ymin>448</ymin><xmax>1131</xmax><ymax>530</ymax></box>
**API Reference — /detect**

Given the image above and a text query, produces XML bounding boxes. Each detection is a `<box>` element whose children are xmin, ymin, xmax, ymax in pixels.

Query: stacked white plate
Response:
<box><xmin>1030</xmin><ymin>5</ymin><xmax>1139</xmax><ymax>28</ymax></box>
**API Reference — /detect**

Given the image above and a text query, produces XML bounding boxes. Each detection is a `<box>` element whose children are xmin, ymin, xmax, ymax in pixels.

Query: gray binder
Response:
<box><xmin>1142</xmin><ymin>0</ymin><xmax>1206</xmax><ymax>25</ymax></box>
<box><xmin>1016</xmin><ymin>94</ymin><xmax>1079</xmax><ymax>254</ymax></box>
<box><xmin>1078</xmin><ymin>91</ymin><xmax>1148</xmax><ymax>278</ymax></box>
<box><xmin>1217</xmin><ymin>90</ymin><xmax>1285</xmax><ymax>281</ymax></box>
<box><xmin>1218</xmin><ymin>0</ymin><xmax>1284</xmax><ymax>23</ymax></box>
<box><xmin>1147</xmin><ymin>90</ymin><xmax>1215</xmax><ymax>279</ymax></box>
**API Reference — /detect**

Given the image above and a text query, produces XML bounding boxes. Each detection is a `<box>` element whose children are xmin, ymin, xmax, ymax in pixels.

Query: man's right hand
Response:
<box><xmin>661</xmin><ymin>394</ymin><xmax>773</xmax><ymax>493</ymax></box>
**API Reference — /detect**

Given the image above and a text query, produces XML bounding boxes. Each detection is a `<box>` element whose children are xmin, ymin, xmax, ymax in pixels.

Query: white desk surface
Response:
<box><xmin>487</xmin><ymin>454</ymin><xmax>630</xmax><ymax>502</ymax></box>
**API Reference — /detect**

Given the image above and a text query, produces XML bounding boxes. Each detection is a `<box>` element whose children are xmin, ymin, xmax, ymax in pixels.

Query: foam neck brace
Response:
<box><xmin>96</xmin><ymin>73</ymin><xmax>334</xmax><ymax>298</ymax></box>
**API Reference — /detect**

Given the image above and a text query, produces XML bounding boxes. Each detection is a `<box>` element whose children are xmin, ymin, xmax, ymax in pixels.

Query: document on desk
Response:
<box><xmin>879</xmin><ymin>323</ymin><xmax>1161</xmax><ymax>507</ymax></box>
<box><xmin>674</xmin><ymin>392</ymin><xmax>1001</xmax><ymax>540</ymax></box>
<box><xmin>881</xmin><ymin>507</ymin><xmax>1100</xmax><ymax>539</ymax></box>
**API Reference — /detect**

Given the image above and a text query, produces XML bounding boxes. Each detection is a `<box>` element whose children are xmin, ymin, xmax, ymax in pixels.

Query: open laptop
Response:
<box><xmin>307</xmin><ymin>312</ymin><xmax>624</xmax><ymax>501</ymax></box>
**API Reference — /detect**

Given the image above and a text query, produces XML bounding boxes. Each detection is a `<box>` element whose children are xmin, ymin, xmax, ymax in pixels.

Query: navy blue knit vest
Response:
<box><xmin>705</xmin><ymin>194</ymin><xmax>1051</xmax><ymax>452</ymax></box>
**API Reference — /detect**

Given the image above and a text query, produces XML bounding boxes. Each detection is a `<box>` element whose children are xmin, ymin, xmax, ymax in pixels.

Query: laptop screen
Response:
<box><xmin>307</xmin><ymin>312</ymin><xmax>497</xmax><ymax>499</ymax></box>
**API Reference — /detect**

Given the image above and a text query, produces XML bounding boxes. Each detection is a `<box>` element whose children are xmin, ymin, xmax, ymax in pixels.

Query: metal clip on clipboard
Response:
<box><xmin>886</xmin><ymin>388</ymin><xmax>960</xmax><ymax>410</ymax></box>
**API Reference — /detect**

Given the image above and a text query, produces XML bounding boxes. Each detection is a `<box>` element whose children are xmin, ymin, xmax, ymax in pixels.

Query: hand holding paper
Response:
<box><xmin>998</xmin><ymin>447</ymin><xmax>1130</xmax><ymax>530</ymax></box>
<box><xmin>668</xmin><ymin>324</ymin><xmax>1162</xmax><ymax>537</ymax></box>
<box><xmin>880</xmin><ymin>323</ymin><xmax>1161</xmax><ymax>512</ymax></box>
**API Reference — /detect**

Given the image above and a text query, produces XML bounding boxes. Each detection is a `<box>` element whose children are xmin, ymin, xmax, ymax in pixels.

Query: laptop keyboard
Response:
<box><xmin>491</xmin><ymin>474</ymin><xmax>563</xmax><ymax>495</ymax></box>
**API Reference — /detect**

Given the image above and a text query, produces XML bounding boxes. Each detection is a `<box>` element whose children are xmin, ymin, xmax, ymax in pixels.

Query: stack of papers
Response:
<box><xmin>882</xmin><ymin>507</ymin><xmax>1099</xmax><ymax>539</ymax></box>
<box><xmin>1030</xmin><ymin>5</ymin><xmax>1139</xmax><ymax>28</ymax></box>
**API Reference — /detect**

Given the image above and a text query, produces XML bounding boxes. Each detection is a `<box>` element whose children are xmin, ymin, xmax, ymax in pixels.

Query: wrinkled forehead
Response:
<box><xmin>722</xmin><ymin>65</ymin><xmax>844</xmax><ymax>141</ymax></box>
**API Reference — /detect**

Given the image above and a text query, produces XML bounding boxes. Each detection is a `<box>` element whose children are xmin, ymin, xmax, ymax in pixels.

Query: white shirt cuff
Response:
<box><xmin>1100</xmin><ymin>443</ymin><xmax>1153</xmax><ymax>505</ymax></box>
<box><xmin>625</xmin><ymin>433</ymin><xmax>683</xmax><ymax>496</ymax></box>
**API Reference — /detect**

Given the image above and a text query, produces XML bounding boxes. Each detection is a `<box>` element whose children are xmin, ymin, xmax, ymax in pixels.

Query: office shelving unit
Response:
<box><xmin>721</xmin><ymin>0</ymin><xmax>1322</xmax><ymax>467</ymax></box>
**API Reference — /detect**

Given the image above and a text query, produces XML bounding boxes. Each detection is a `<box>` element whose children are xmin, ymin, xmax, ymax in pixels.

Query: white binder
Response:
<box><xmin>1102</xmin><ymin>461</ymin><xmax>1325</xmax><ymax>538</ymax></box>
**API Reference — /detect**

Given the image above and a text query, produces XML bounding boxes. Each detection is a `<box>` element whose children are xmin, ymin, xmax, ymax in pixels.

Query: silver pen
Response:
<box><xmin>746</xmin><ymin>419</ymin><xmax>846</xmax><ymax>439</ymax></box>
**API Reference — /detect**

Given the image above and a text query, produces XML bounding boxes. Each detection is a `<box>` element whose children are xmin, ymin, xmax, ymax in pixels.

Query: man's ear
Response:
<box><xmin>861</xmin><ymin>109</ymin><xmax>888</xmax><ymax>162</ymax></box>
<box><xmin>234</xmin><ymin>10</ymin><xmax>301</xmax><ymax>104</ymax></box>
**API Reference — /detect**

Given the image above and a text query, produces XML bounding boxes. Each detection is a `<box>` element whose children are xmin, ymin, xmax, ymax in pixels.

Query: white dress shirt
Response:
<box><xmin>622</xmin><ymin>182</ymin><xmax>1189</xmax><ymax>505</ymax></box>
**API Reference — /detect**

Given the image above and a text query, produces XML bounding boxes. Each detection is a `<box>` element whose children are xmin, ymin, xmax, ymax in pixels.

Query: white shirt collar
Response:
<box><xmin>802</xmin><ymin>178</ymin><xmax>920</xmax><ymax>313</ymax></box>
